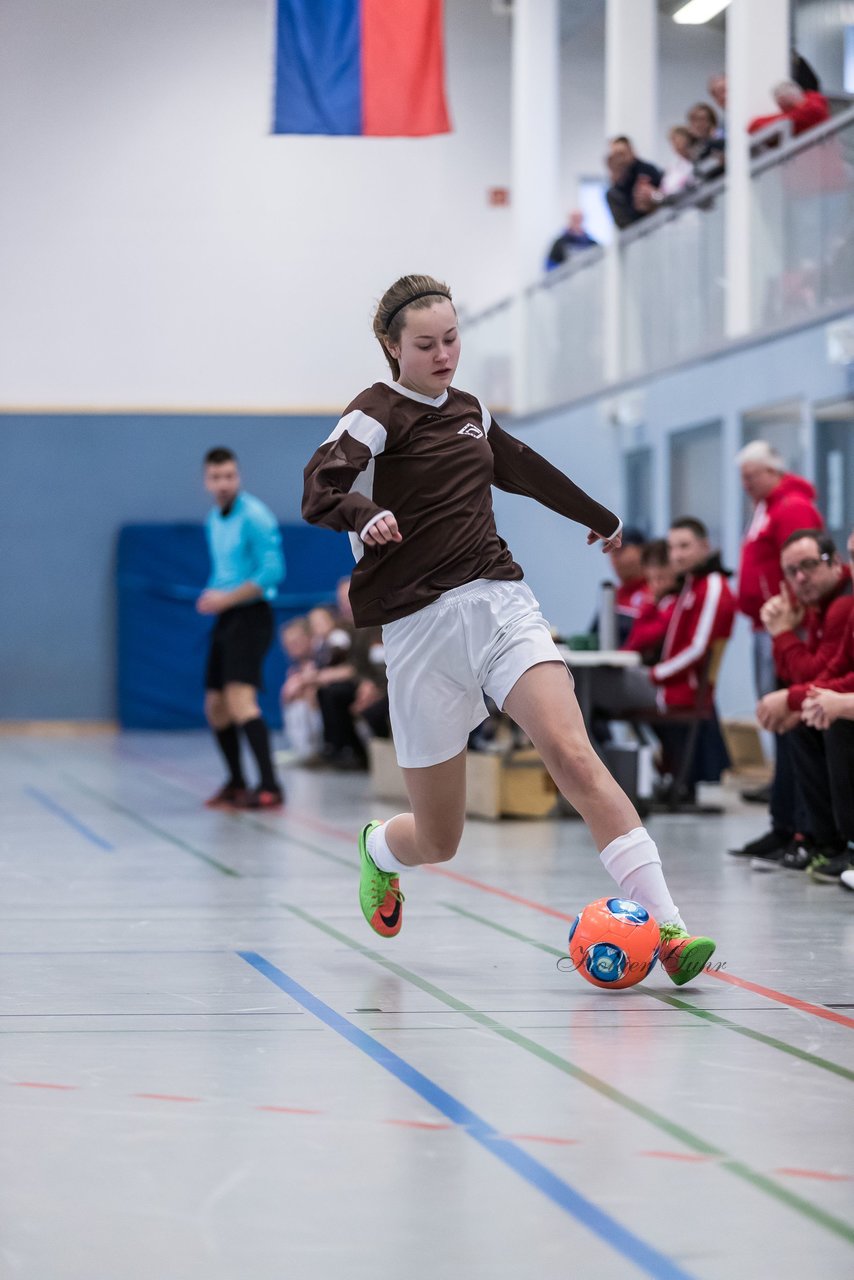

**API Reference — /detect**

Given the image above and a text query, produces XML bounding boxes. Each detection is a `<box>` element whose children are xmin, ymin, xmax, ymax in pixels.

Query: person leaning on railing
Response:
<box><xmin>604</xmin><ymin>135</ymin><xmax>663</xmax><ymax>229</ymax></box>
<box><xmin>748</xmin><ymin>79</ymin><xmax>829</xmax><ymax>142</ymax></box>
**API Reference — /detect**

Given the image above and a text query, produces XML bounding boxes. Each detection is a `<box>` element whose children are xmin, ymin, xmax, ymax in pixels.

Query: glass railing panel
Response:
<box><xmin>525</xmin><ymin>248</ymin><xmax>606</xmax><ymax>410</ymax></box>
<box><xmin>752</xmin><ymin>109</ymin><xmax>854</xmax><ymax>328</ymax></box>
<box><xmin>619</xmin><ymin>181</ymin><xmax>726</xmax><ymax>379</ymax></box>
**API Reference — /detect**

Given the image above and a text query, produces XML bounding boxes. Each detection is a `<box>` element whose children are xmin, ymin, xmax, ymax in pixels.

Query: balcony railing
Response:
<box><xmin>751</xmin><ymin>107</ymin><xmax>854</xmax><ymax>329</ymax></box>
<box><xmin>462</xmin><ymin>103</ymin><xmax>854</xmax><ymax>417</ymax></box>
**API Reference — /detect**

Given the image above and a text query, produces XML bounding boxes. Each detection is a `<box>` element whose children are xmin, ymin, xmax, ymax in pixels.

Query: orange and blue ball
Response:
<box><xmin>568</xmin><ymin>897</ymin><xmax>660</xmax><ymax>990</ymax></box>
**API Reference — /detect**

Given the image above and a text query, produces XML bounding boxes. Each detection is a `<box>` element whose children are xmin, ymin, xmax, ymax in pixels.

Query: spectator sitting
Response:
<box><xmin>545</xmin><ymin>210</ymin><xmax>598</xmax><ymax>271</ymax></box>
<box><xmin>592</xmin><ymin>527</ymin><xmax>651</xmax><ymax>648</ymax></box>
<box><xmin>687</xmin><ymin>102</ymin><xmax>725</xmax><ymax>180</ymax></box>
<box><xmin>605</xmin><ymin>136</ymin><xmax>663</xmax><ymax>229</ymax></box>
<box><xmin>592</xmin><ymin>517</ymin><xmax>735</xmax><ymax>716</ymax></box>
<box><xmin>307</xmin><ymin>605</ymin><xmax>348</xmax><ymax>668</ymax></box>
<box><xmin>334</xmin><ymin>575</ymin><xmax>390</xmax><ymax>744</ymax></box>
<box><xmin>732</xmin><ymin>530</ymin><xmax>852</xmax><ymax>866</ymax></box>
<box><xmin>590</xmin><ymin>518</ymin><xmax>736</xmax><ymax>802</ymax></box>
<box><xmin>748</xmin><ymin>80</ymin><xmax>829</xmax><ymax>140</ymax></box>
<box><xmin>279</xmin><ymin>617</ymin><xmax>323</xmax><ymax>763</ymax></box>
<box><xmin>305</xmin><ymin>603</ymin><xmax>366</xmax><ymax>769</ymax></box>
<box><xmin>622</xmin><ymin>539</ymin><xmax>678</xmax><ymax>665</ymax></box>
<box><xmin>784</xmin><ymin>529</ymin><xmax>854</xmax><ymax>883</ymax></box>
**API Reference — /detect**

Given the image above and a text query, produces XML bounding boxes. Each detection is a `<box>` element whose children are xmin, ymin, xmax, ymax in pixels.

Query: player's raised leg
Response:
<box><xmin>503</xmin><ymin>661</ymin><xmax>716</xmax><ymax>986</ymax></box>
<box><xmin>359</xmin><ymin>749</ymin><xmax>467</xmax><ymax>937</ymax></box>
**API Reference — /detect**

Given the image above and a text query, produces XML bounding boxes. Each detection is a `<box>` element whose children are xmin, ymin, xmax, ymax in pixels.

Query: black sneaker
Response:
<box><xmin>780</xmin><ymin>840</ymin><xmax>816</xmax><ymax>871</ymax></box>
<box><xmin>808</xmin><ymin>850</ymin><xmax>853</xmax><ymax>884</ymax></box>
<box><xmin>751</xmin><ymin>842</ymin><xmax>791</xmax><ymax>872</ymax></box>
<box><xmin>729</xmin><ymin>829</ymin><xmax>790</xmax><ymax>860</ymax></box>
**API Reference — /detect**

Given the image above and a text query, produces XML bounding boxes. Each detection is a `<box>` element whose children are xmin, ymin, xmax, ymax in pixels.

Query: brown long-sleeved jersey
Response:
<box><xmin>302</xmin><ymin>381</ymin><xmax>621</xmax><ymax>627</ymax></box>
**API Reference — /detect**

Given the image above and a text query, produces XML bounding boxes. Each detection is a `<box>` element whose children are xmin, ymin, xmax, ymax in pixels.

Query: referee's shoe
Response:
<box><xmin>235</xmin><ymin>785</ymin><xmax>285</xmax><ymax>810</ymax></box>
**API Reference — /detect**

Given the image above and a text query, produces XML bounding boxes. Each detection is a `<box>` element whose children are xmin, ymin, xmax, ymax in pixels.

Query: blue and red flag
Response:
<box><xmin>273</xmin><ymin>0</ymin><xmax>451</xmax><ymax>137</ymax></box>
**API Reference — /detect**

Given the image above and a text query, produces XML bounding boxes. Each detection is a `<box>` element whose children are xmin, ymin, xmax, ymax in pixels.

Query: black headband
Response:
<box><xmin>383</xmin><ymin>290</ymin><xmax>451</xmax><ymax>329</ymax></box>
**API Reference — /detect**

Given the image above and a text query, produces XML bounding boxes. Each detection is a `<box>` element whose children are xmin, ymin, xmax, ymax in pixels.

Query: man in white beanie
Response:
<box><xmin>735</xmin><ymin>440</ymin><xmax>823</xmax><ymax>801</ymax></box>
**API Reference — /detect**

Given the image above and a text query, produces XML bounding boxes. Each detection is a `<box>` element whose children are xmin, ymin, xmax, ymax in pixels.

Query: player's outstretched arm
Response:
<box><xmin>488</xmin><ymin>422</ymin><xmax>621</xmax><ymax>545</ymax></box>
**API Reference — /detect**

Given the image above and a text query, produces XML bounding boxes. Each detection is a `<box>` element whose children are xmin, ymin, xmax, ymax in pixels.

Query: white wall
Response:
<box><xmin>0</xmin><ymin>0</ymin><xmax>724</xmax><ymax>411</ymax></box>
<box><xmin>560</xmin><ymin>12</ymin><xmax>726</xmax><ymax>209</ymax></box>
<box><xmin>0</xmin><ymin>0</ymin><xmax>514</xmax><ymax>410</ymax></box>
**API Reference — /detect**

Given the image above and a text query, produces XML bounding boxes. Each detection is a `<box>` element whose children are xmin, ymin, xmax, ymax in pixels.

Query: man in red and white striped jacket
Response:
<box><xmin>651</xmin><ymin>519</ymin><xmax>736</xmax><ymax>710</ymax></box>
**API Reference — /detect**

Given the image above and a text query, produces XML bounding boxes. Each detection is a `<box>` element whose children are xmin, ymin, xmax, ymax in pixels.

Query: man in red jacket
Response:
<box><xmin>735</xmin><ymin>441</ymin><xmax>823</xmax><ymax>802</ymax></box>
<box><xmin>782</xmin><ymin>530</ymin><xmax>854</xmax><ymax>882</ymax></box>
<box><xmin>731</xmin><ymin>530</ymin><xmax>852</xmax><ymax>867</ymax></box>
<box><xmin>737</xmin><ymin>442</ymin><xmax>824</xmax><ymax>689</ymax></box>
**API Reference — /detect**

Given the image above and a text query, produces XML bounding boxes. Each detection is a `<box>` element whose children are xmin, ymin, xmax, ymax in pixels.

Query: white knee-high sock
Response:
<box><xmin>366</xmin><ymin>817</ymin><xmax>411</xmax><ymax>875</ymax></box>
<box><xmin>599</xmin><ymin>827</ymin><xmax>685</xmax><ymax>929</ymax></box>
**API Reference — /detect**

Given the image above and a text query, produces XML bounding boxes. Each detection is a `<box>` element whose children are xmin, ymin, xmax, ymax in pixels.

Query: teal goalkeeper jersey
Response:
<box><xmin>205</xmin><ymin>492</ymin><xmax>285</xmax><ymax>602</ymax></box>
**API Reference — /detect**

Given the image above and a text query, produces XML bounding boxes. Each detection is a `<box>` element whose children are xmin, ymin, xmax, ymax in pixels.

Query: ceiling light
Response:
<box><xmin>672</xmin><ymin>0</ymin><xmax>732</xmax><ymax>24</ymax></box>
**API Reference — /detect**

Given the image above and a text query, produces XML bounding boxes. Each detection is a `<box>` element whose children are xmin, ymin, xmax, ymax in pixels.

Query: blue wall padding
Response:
<box><xmin>117</xmin><ymin>523</ymin><xmax>353</xmax><ymax>730</ymax></box>
<box><xmin>0</xmin><ymin>412</ymin><xmax>336</xmax><ymax>719</ymax></box>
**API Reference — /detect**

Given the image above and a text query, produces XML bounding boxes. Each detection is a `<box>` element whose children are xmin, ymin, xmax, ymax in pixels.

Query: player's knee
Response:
<box><xmin>418</xmin><ymin>829</ymin><xmax>462</xmax><ymax>864</ymax></box>
<box><xmin>205</xmin><ymin>692</ymin><xmax>228</xmax><ymax>729</ymax></box>
<box><xmin>554</xmin><ymin>735</ymin><xmax>600</xmax><ymax>788</ymax></box>
<box><xmin>224</xmin><ymin>686</ymin><xmax>258</xmax><ymax>723</ymax></box>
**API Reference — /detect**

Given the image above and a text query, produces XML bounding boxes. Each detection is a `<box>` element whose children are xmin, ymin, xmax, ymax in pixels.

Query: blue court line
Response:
<box><xmin>238</xmin><ymin>950</ymin><xmax>696</xmax><ymax>1280</ymax></box>
<box><xmin>24</xmin><ymin>786</ymin><xmax>114</xmax><ymax>852</ymax></box>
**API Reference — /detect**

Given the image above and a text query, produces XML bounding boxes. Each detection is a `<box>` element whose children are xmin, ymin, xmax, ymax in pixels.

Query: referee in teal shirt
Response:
<box><xmin>198</xmin><ymin>447</ymin><xmax>285</xmax><ymax>808</ymax></box>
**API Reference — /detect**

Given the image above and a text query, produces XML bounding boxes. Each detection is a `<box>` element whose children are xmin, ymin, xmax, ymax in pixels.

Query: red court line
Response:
<box><xmin>14</xmin><ymin>1081</ymin><xmax>79</xmax><ymax>1091</ymax></box>
<box><xmin>508</xmin><ymin>1134</ymin><xmax>580</xmax><ymax>1146</ymax></box>
<box><xmin>256</xmin><ymin>1105</ymin><xmax>323</xmax><ymax>1115</ymax></box>
<box><xmin>775</xmin><ymin>1167</ymin><xmax>854</xmax><ymax>1182</ymax></box>
<box><xmin>9</xmin><ymin>1079</ymin><xmax>851</xmax><ymax>1179</ymax></box>
<box><xmin>134</xmin><ymin>1093</ymin><xmax>201</xmax><ymax>1103</ymax></box>
<box><xmin>423</xmin><ymin>865</ymin><xmax>854</xmax><ymax>1031</ymax></box>
<box><xmin>425</xmin><ymin>864</ymin><xmax>577</xmax><ymax>921</ymax></box>
<box><xmin>384</xmin><ymin>1118</ymin><xmax>454</xmax><ymax>1131</ymax></box>
<box><xmin>702</xmin><ymin>970</ymin><xmax>854</xmax><ymax>1031</ymax></box>
<box><xmin>133</xmin><ymin>793</ymin><xmax>854</xmax><ymax>1032</ymax></box>
<box><xmin>638</xmin><ymin>1151</ymin><xmax>718</xmax><ymax>1164</ymax></box>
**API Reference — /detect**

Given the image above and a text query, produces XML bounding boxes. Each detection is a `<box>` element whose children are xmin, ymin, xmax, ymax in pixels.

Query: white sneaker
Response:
<box><xmin>840</xmin><ymin>869</ymin><xmax>854</xmax><ymax>893</ymax></box>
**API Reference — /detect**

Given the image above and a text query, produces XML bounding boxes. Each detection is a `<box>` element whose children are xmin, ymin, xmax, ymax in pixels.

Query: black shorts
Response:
<box><xmin>205</xmin><ymin>601</ymin><xmax>274</xmax><ymax>692</ymax></box>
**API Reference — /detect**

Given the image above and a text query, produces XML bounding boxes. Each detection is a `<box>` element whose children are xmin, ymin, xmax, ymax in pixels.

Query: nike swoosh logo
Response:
<box><xmin>379</xmin><ymin>898</ymin><xmax>401</xmax><ymax>929</ymax></box>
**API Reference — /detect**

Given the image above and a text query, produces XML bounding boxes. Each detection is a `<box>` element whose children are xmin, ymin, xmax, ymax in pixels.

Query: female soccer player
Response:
<box><xmin>303</xmin><ymin>274</ymin><xmax>715</xmax><ymax>985</ymax></box>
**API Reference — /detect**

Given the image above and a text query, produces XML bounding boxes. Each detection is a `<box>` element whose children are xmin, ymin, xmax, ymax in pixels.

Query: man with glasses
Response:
<box><xmin>783</xmin><ymin>530</ymin><xmax>854</xmax><ymax>883</ymax></box>
<box><xmin>731</xmin><ymin>530</ymin><xmax>851</xmax><ymax>868</ymax></box>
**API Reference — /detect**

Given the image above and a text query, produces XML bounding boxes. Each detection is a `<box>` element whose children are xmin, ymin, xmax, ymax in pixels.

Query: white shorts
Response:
<box><xmin>382</xmin><ymin>579</ymin><xmax>570</xmax><ymax>768</ymax></box>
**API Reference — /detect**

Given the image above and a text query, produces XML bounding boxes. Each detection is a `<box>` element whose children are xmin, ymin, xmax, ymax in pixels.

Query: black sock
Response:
<box><xmin>241</xmin><ymin>717</ymin><xmax>279</xmax><ymax>792</ymax></box>
<box><xmin>215</xmin><ymin>725</ymin><xmax>245</xmax><ymax>787</ymax></box>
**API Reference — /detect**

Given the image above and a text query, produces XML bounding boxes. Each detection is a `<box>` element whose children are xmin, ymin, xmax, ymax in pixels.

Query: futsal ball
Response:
<box><xmin>567</xmin><ymin>897</ymin><xmax>660</xmax><ymax>990</ymax></box>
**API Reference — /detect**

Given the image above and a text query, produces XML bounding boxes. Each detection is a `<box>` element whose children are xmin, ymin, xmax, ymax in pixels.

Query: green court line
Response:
<box><xmin>61</xmin><ymin>775</ymin><xmax>240</xmax><ymax>878</ymax></box>
<box><xmin>443</xmin><ymin>902</ymin><xmax>854</xmax><ymax>1085</ymax></box>
<box><xmin>222</xmin><ymin>811</ymin><xmax>353</xmax><ymax>869</ymax></box>
<box><xmin>104</xmin><ymin>753</ymin><xmax>356</xmax><ymax>871</ymax></box>
<box><xmin>281</xmin><ymin>902</ymin><xmax>854</xmax><ymax>1247</ymax></box>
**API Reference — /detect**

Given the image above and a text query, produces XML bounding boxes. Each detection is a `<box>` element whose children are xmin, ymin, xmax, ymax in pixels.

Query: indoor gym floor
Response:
<box><xmin>1</xmin><ymin>730</ymin><xmax>853</xmax><ymax>1280</ymax></box>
